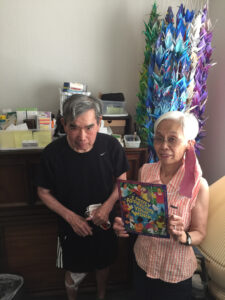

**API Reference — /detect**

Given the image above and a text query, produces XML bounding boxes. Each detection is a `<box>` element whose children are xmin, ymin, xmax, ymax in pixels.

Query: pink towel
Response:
<box><xmin>179</xmin><ymin>145</ymin><xmax>202</xmax><ymax>198</ymax></box>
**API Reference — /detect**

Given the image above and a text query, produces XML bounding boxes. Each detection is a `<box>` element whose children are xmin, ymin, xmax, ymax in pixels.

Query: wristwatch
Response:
<box><xmin>181</xmin><ymin>231</ymin><xmax>192</xmax><ymax>246</ymax></box>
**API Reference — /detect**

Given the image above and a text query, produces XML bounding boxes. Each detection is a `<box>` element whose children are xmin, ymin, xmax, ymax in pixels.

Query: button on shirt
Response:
<box><xmin>134</xmin><ymin>161</ymin><xmax>201</xmax><ymax>283</ymax></box>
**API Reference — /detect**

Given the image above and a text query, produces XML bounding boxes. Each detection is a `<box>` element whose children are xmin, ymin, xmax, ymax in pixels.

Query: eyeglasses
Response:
<box><xmin>153</xmin><ymin>136</ymin><xmax>181</xmax><ymax>147</ymax></box>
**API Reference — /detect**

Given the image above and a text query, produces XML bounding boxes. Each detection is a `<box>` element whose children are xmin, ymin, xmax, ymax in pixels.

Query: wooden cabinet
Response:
<box><xmin>0</xmin><ymin>147</ymin><xmax>148</xmax><ymax>297</ymax></box>
<box><xmin>125</xmin><ymin>147</ymin><xmax>148</xmax><ymax>180</ymax></box>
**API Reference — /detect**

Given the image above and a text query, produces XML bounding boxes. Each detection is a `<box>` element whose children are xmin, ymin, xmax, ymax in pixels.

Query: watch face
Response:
<box><xmin>187</xmin><ymin>235</ymin><xmax>192</xmax><ymax>245</ymax></box>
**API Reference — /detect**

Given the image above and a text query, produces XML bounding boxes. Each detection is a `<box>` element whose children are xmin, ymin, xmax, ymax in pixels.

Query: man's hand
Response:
<box><xmin>90</xmin><ymin>202</ymin><xmax>111</xmax><ymax>226</ymax></box>
<box><xmin>37</xmin><ymin>187</ymin><xmax>93</xmax><ymax>237</ymax></box>
<box><xmin>67</xmin><ymin>212</ymin><xmax>93</xmax><ymax>237</ymax></box>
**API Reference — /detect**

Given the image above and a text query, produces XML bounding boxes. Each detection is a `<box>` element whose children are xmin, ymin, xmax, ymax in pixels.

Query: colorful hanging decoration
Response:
<box><xmin>136</xmin><ymin>3</ymin><xmax>161</xmax><ymax>147</ymax></box>
<box><xmin>136</xmin><ymin>2</ymin><xmax>214</xmax><ymax>162</ymax></box>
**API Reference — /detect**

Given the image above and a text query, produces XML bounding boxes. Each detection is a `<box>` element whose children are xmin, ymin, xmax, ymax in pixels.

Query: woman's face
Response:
<box><xmin>154</xmin><ymin>119</ymin><xmax>188</xmax><ymax>167</ymax></box>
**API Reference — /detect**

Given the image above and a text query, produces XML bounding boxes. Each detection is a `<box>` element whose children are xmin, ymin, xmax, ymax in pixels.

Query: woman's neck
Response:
<box><xmin>160</xmin><ymin>161</ymin><xmax>183</xmax><ymax>184</ymax></box>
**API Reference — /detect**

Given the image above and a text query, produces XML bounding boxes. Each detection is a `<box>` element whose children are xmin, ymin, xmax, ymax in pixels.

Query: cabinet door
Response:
<box><xmin>1</xmin><ymin>213</ymin><xmax>65</xmax><ymax>294</ymax></box>
<box><xmin>125</xmin><ymin>148</ymin><xmax>148</xmax><ymax>180</ymax></box>
<box><xmin>26</xmin><ymin>158</ymin><xmax>42</xmax><ymax>204</ymax></box>
<box><xmin>126</xmin><ymin>153</ymin><xmax>140</xmax><ymax>180</ymax></box>
<box><xmin>0</xmin><ymin>158</ymin><xmax>29</xmax><ymax>207</ymax></box>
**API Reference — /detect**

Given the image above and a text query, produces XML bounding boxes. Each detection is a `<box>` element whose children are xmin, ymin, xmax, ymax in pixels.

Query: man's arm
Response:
<box><xmin>91</xmin><ymin>172</ymin><xmax>127</xmax><ymax>226</ymax></box>
<box><xmin>37</xmin><ymin>187</ymin><xmax>93</xmax><ymax>237</ymax></box>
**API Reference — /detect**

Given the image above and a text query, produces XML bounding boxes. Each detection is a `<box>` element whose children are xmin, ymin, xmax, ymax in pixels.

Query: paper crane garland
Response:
<box><xmin>136</xmin><ymin>3</ymin><xmax>214</xmax><ymax>162</ymax></box>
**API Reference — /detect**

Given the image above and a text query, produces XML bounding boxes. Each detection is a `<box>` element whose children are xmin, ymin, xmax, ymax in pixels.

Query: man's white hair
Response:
<box><xmin>154</xmin><ymin>111</ymin><xmax>199</xmax><ymax>141</ymax></box>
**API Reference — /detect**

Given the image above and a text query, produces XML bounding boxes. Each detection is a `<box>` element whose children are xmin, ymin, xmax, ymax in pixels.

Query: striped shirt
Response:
<box><xmin>134</xmin><ymin>161</ymin><xmax>201</xmax><ymax>283</ymax></box>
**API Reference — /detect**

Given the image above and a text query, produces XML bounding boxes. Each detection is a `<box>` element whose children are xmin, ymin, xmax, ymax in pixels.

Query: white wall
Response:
<box><xmin>0</xmin><ymin>0</ymin><xmax>223</xmax><ymax>184</ymax></box>
<box><xmin>0</xmin><ymin>0</ymin><xmax>204</xmax><ymax>116</ymax></box>
<box><xmin>0</xmin><ymin>0</ymin><xmax>151</xmax><ymax>116</ymax></box>
<box><xmin>199</xmin><ymin>0</ymin><xmax>225</xmax><ymax>184</ymax></box>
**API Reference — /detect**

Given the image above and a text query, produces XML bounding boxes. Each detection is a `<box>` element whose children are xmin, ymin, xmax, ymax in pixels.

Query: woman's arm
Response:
<box><xmin>188</xmin><ymin>177</ymin><xmax>209</xmax><ymax>245</ymax></box>
<box><xmin>169</xmin><ymin>177</ymin><xmax>209</xmax><ymax>245</ymax></box>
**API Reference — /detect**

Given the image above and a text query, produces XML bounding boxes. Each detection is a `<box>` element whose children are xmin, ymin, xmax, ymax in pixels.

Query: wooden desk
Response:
<box><xmin>0</xmin><ymin>147</ymin><xmax>148</xmax><ymax>297</ymax></box>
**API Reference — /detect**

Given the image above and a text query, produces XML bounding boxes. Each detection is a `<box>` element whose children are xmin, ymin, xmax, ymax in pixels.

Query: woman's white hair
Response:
<box><xmin>154</xmin><ymin>111</ymin><xmax>199</xmax><ymax>141</ymax></box>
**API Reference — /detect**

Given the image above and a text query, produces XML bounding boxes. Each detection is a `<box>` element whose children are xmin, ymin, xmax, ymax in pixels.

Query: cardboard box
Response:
<box><xmin>103</xmin><ymin>119</ymin><xmax>126</xmax><ymax>135</ymax></box>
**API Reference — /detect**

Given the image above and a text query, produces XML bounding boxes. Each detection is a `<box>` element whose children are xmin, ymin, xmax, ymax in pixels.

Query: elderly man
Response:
<box><xmin>36</xmin><ymin>94</ymin><xmax>128</xmax><ymax>300</ymax></box>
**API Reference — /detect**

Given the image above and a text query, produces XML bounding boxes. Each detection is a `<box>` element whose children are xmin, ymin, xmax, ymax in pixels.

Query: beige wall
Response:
<box><xmin>0</xmin><ymin>0</ymin><xmax>223</xmax><ymax>183</ymax></box>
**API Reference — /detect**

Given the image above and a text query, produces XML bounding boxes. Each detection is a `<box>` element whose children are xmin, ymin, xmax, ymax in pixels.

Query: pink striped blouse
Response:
<box><xmin>134</xmin><ymin>161</ymin><xmax>201</xmax><ymax>283</ymax></box>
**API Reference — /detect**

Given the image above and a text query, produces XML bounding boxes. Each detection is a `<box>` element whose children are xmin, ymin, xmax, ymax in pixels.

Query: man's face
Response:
<box><xmin>63</xmin><ymin>109</ymin><xmax>101</xmax><ymax>153</ymax></box>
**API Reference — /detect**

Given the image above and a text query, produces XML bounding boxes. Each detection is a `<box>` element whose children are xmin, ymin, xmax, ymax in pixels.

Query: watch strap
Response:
<box><xmin>180</xmin><ymin>231</ymin><xmax>192</xmax><ymax>246</ymax></box>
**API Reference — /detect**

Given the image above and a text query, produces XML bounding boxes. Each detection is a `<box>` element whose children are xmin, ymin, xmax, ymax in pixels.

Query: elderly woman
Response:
<box><xmin>114</xmin><ymin>111</ymin><xmax>209</xmax><ymax>300</ymax></box>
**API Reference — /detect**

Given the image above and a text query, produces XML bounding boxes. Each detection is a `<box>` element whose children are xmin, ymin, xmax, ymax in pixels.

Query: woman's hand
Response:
<box><xmin>168</xmin><ymin>214</ymin><xmax>186</xmax><ymax>243</ymax></box>
<box><xmin>113</xmin><ymin>217</ymin><xmax>129</xmax><ymax>237</ymax></box>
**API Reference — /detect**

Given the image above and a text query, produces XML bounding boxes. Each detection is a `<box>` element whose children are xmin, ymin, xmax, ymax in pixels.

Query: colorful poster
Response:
<box><xmin>117</xmin><ymin>179</ymin><xmax>169</xmax><ymax>238</ymax></box>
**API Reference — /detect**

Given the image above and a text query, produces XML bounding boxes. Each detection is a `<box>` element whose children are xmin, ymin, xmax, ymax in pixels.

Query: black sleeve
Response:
<box><xmin>35</xmin><ymin>149</ymin><xmax>55</xmax><ymax>190</ymax></box>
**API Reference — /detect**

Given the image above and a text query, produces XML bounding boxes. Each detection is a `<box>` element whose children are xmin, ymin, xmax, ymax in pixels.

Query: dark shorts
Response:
<box><xmin>133</xmin><ymin>260</ymin><xmax>192</xmax><ymax>300</ymax></box>
<box><xmin>59</xmin><ymin>225</ymin><xmax>117</xmax><ymax>273</ymax></box>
